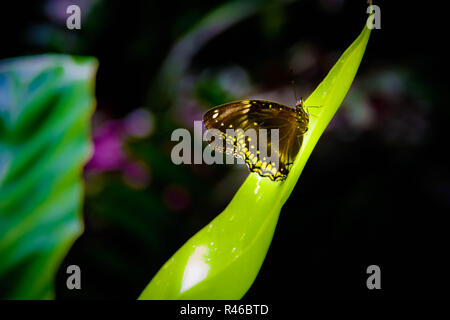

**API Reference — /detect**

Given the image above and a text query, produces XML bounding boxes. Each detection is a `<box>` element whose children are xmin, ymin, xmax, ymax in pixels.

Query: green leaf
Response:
<box><xmin>139</xmin><ymin>22</ymin><xmax>371</xmax><ymax>300</ymax></box>
<box><xmin>0</xmin><ymin>54</ymin><xmax>97</xmax><ymax>299</ymax></box>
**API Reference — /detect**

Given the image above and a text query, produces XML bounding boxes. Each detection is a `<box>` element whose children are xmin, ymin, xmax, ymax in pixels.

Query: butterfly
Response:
<box><xmin>202</xmin><ymin>99</ymin><xmax>309</xmax><ymax>181</ymax></box>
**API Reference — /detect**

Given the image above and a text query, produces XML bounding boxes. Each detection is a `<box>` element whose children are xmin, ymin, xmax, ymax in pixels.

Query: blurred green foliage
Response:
<box><xmin>1</xmin><ymin>0</ymin><xmax>447</xmax><ymax>299</ymax></box>
<box><xmin>0</xmin><ymin>55</ymin><xmax>97</xmax><ymax>299</ymax></box>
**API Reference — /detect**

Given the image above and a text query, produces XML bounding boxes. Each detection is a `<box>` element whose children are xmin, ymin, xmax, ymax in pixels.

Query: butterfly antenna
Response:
<box><xmin>289</xmin><ymin>69</ymin><xmax>299</xmax><ymax>103</ymax></box>
<box><xmin>291</xmin><ymin>79</ymin><xmax>298</xmax><ymax>104</ymax></box>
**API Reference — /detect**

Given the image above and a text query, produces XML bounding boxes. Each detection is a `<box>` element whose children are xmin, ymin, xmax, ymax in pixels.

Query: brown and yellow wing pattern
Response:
<box><xmin>203</xmin><ymin>99</ymin><xmax>308</xmax><ymax>181</ymax></box>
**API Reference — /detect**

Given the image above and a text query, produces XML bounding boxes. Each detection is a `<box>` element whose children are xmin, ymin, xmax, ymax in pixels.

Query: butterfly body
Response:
<box><xmin>203</xmin><ymin>99</ymin><xmax>309</xmax><ymax>181</ymax></box>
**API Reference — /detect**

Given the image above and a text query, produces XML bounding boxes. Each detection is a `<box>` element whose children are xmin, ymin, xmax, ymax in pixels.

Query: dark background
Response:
<box><xmin>1</xmin><ymin>0</ymin><xmax>449</xmax><ymax>299</ymax></box>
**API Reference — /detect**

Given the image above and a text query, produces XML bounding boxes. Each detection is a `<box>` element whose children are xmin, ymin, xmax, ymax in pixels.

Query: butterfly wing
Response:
<box><xmin>203</xmin><ymin>100</ymin><xmax>307</xmax><ymax>181</ymax></box>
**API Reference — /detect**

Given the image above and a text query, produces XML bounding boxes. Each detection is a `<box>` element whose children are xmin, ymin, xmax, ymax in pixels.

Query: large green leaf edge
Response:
<box><xmin>0</xmin><ymin>54</ymin><xmax>98</xmax><ymax>299</ymax></box>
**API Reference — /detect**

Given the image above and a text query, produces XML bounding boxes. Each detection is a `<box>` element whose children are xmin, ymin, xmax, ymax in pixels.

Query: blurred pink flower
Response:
<box><xmin>123</xmin><ymin>161</ymin><xmax>151</xmax><ymax>189</ymax></box>
<box><xmin>85</xmin><ymin>108</ymin><xmax>155</xmax><ymax>190</ymax></box>
<box><xmin>86</xmin><ymin>120</ymin><xmax>126</xmax><ymax>172</ymax></box>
